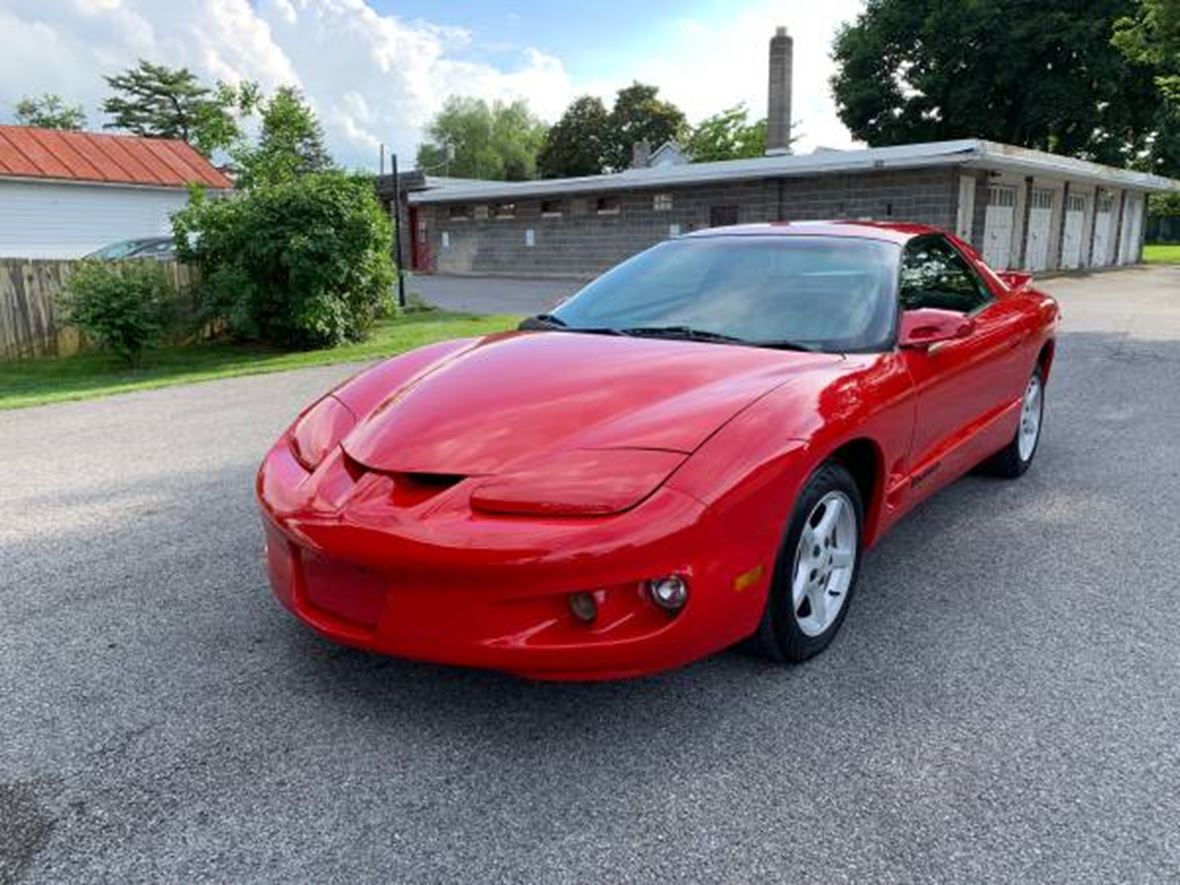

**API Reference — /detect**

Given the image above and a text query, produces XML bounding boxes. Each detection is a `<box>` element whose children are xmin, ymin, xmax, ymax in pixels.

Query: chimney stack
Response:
<box><xmin>766</xmin><ymin>26</ymin><xmax>793</xmax><ymax>155</ymax></box>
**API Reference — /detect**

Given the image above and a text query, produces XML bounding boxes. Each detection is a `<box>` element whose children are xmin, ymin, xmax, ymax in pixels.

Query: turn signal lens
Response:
<box><xmin>648</xmin><ymin>576</ymin><xmax>688</xmax><ymax>611</ymax></box>
<box><xmin>568</xmin><ymin>591</ymin><xmax>598</xmax><ymax>624</ymax></box>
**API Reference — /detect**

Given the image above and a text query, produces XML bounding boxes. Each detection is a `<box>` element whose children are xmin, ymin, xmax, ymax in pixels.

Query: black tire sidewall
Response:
<box><xmin>763</xmin><ymin>462</ymin><xmax>864</xmax><ymax>662</ymax></box>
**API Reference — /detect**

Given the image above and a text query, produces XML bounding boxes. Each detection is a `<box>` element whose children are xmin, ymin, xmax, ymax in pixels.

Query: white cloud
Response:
<box><xmin>0</xmin><ymin>0</ymin><xmax>863</xmax><ymax>169</ymax></box>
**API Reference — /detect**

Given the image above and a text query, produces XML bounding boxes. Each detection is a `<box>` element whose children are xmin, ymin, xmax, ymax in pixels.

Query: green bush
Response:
<box><xmin>173</xmin><ymin>172</ymin><xmax>395</xmax><ymax>349</ymax></box>
<box><xmin>61</xmin><ymin>261</ymin><xmax>173</xmax><ymax>365</ymax></box>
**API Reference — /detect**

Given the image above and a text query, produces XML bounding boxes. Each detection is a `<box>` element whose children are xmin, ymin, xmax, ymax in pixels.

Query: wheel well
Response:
<box><xmin>829</xmin><ymin>438</ymin><xmax>881</xmax><ymax>538</ymax></box>
<box><xmin>1037</xmin><ymin>339</ymin><xmax>1056</xmax><ymax>382</ymax></box>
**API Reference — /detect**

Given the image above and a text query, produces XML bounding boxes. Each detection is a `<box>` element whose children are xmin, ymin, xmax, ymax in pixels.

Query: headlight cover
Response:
<box><xmin>469</xmin><ymin>449</ymin><xmax>687</xmax><ymax>517</ymax></box>
<box><xmin>289</xmin><ymin>395</ymin><xmax>356</xmax><ymax>471</ymax></box>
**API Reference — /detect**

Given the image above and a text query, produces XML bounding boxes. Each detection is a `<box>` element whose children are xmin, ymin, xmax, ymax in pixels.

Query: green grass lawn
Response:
<box><xmin>1144</xmin><ymin>244</ymin><xmax>1180</xmax><ymax>265</ymax></box>
<box><xmin>0</xmin><ymin>311</ymin><xmax>518</xmax><ymax>411</ymax></box>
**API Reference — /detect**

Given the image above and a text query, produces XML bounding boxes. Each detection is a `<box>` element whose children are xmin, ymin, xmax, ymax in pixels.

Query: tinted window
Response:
<box><xmin>552</xmin><ymin>236</ymin><xmax>900</xmax><ymax>352</ymax></box>
<box><xmin>900</xmin><ymin>236</ymin><xmax>990</xmax><ymax>313</ymax></box>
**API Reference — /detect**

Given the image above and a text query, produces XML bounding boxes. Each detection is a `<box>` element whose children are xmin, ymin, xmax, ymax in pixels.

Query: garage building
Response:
<box><xmin>405</xmin><ymin>139</ymin><xmax>1177</xmax><ymax>278</ymax></box>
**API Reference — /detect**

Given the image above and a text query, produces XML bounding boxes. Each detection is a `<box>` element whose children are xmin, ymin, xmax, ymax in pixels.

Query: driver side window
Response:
<box><xmin>900</xmin><ymin>237</ymin><xmax>991</xmax><ymax>314</ymax></box>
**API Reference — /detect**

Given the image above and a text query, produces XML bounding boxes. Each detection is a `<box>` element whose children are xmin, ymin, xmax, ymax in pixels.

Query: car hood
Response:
<box><xmin>341</xmin><ymin>331</ymin><xmax>841</xmax><ymax>475</ymax></box>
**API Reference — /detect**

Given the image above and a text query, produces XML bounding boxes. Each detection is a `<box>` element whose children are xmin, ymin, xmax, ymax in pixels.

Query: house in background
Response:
<box><xmin>0</xmin><ymin>126</ymin><xmax>231</xmax><ymax>259</ymax></box>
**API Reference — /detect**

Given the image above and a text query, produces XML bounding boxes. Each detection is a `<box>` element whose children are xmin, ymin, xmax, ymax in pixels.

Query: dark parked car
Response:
<box><xmin>85</xmin><ymin>236</ymin><xmax>177</xmax><ymax>261</ymax></box>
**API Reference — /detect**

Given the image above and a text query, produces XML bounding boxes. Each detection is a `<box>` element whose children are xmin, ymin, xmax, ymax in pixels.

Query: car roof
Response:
<box><xmin>680</xmin><ymin>220</ymin><xmax>940</xmax><ymax>245</ymax></box>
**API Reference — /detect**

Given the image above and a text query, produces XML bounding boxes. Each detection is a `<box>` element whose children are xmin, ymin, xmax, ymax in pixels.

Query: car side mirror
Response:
<box><xmin>998</xmin><ymin>270</ymin><xmax>1033</xmax><ymax>290</ymax></box>
<box><xmin>899</xmin><ymin>308</ymin><xmax>975</xmax><ymax>348</ymax></box>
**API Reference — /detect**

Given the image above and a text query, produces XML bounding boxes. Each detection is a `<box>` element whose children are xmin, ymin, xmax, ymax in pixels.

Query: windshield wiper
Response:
<box><xmin>519</xmin><ymin>314</ymin><xmax>626</xmax><ymax>336</ymax></box>
<box><xmin>622</xmin><ymin>325</ymin><xmax>819</xmax><ymax>352</ymax></box>
<box><xmin>519</xmin><ymin>313</ymin><xmax>567</xmax><ymax>330</ymax></box>
<box><xmin>751</xmin><ymin>339</ymin><xmax>819</xmax><ymax>353</ymax></box>
<box><xmin>621</xmin><ymin>325</ymin><xmax>748</xmax><ymax>344</ymax></box>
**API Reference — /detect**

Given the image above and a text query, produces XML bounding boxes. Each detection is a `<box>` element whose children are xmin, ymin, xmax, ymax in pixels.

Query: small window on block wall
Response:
<box><xmin>494</xmin><ymin>202</ymin><xmax>516</xmax><ymax>218</ymax></box>
<box><xmin>473</xmin><ymin>205</ymin><xmax>489</xmax><ymax>220</ymax></box>
<box><xmin>541</xmin><ymin>199</ymin><xmax>563</xmax><ymax>217</ymax></box>
<box><xmin>653</xmin><ymin>193</ymin><xmax>673</xmax><ymax>211</ymax></box>
<box><xmin>448</xmin><ymin>205</ymin><xmax>472</xmax><ymax>221</ymax></box>
<box><xmin>596</xmin><ymin>196</ymin><xmax>620</xmax><ymax>215</ymax></box>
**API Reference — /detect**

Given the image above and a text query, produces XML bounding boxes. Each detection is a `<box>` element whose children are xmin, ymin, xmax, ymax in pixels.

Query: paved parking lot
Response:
<box><xmin>3</xmin><ymin>266</ymin><xmax>1180</xmax><ymax>882</ymax></box>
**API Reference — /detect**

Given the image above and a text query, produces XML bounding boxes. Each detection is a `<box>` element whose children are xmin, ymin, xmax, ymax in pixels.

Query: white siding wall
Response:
<box><xmin>0</xmin><ymin>179</ymin><xmax>191</xmax><ymax>259</ymax></box>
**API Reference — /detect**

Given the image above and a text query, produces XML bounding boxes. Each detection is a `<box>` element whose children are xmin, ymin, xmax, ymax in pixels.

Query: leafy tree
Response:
<box><xmin>831</xmin><ymin>0</ymin><xmax>1162</xmax><ymax>167</ymax></box>
<box><xmin>685</xmin><ymin>104</ymin><xmax>768</xmax><ymax>162</ymax></box>
<box><xmin>416</xmin><ymin>96</ymin><xmax>547</xmax><ymax>180</ymax></box>
<box><xmin>537</xmin><ymin>96</ymin><xmax>611</xmax><ymax>177</ymax></box>
<box><xmin>605</xmin><ymin>82</ymin><xmax>688</xmax><ymax>170</ymax></box>
<box><xmin>61</xmin><ymin>262</ymin><xmax>174</xmax><ymax>365</ymax></box>
<box><xmin>15</xmin><ymin>94</ymin><xmax>86</xmax><ymax>130</ymax></box>
<box><xmin>173</xmin><ymin>172</ymin><xmax>394</xmax><ymax>349</ymax></box>
<box><xmin>1114</xmin><ymin>0</ymin><xmax>1180</xmax><ymax>103</ymax></box>
<box><xmin>103</xmin><ymin>60</ymin><xmax>258</xmax><ymax>156</ymax></box>
<box><xmin>234</xmin><ymin>87</ymin><xmax>333</xmax><ymax>188</ymax></box>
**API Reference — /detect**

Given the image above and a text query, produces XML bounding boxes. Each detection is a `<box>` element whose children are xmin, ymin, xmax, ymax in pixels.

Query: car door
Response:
<box><xmin>899</xmin><ymin>235</ymin><xmax>1027</xmax><ymax>492</ymax></box>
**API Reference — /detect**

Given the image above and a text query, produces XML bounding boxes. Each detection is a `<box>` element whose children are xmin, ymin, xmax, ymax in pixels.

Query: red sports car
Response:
<box><xmin>258</xmin><ymin>221</ymin><xmax>1059</xmax><ymax>680</ymax></box>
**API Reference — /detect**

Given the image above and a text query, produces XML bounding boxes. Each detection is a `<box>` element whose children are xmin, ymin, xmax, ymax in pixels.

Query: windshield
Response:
<box><xmin>550</xmin><ymin>235</ymin><xmax>900</xmax><ymax>352</ymax></box>
<box><xmin>88</xmin><ymin>240</ymin><xmax>145</xmax><ymax>260</ymax></box>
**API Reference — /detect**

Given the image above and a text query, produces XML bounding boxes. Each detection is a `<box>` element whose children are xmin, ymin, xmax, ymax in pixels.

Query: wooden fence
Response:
<box><xmin>0</xmin><ymin>259</ymin><xmax>197</xmax><ymax>360</ymax></box>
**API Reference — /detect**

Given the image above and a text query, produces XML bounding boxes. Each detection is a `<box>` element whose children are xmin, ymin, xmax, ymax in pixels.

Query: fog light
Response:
<box><xmin>648</xmin><ymin>576</ymin><xmax>688</xmax><ymax>611</ymax></box>
<box><xmin>568</xmin><ymin>591</ymin><xmax>598</xmax><ymax>623</ymax></box>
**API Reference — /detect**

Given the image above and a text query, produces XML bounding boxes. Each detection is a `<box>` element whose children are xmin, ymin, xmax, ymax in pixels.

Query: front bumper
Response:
<box><xmin>257</xmin><ymin>440</ymin><xmax>769</xmax><ymax>680</ymax></box>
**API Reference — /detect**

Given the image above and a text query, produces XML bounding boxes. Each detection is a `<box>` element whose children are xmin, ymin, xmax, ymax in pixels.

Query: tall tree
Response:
<box><xmin>685</xmin><ymin>104</ymin><xmax>768</xmax><ymax>162</ymax></box>
<box><xmin>1114</xmin><ymin>0</ymin><xmax>1180</xmax><ymax>104</ymax></box>
<box><xmin>235</xmin><ymin>87</ymin><xmax>333</xmax><ymax>188</ymax></box>
<box><xmin>537</xmin><ymin>96</ymin><xmax>611</xmax><ymax>177</ymax></box>
<box><xmin>831</xmin><ymin>0</ymin><xmax>1163</xmax><ymax>168</ymax></box>
<box><xmin>605</xmin><ymin>82</ymin><xmax>687</xmax><ymax>170</ymax></box>
<box><xmin>416</xmin><ymin>96</ymin><xmax>546</xmax><ymax>181</ymax></box>
<box><xmin>102</xmin><ymin>60</ymin><xmax>256</xmax><ymax>156</ymax></box>
<box><xmin>15</xmin><ymin>94</ymin><xmax>86</xmax><ymax>130</ymax></box>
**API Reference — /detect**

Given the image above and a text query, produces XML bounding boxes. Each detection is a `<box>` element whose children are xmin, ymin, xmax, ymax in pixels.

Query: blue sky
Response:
<box><xmin>0</xmin><ymin>0</ymin><xmax>866</xmax><ymax>168</ymax></box>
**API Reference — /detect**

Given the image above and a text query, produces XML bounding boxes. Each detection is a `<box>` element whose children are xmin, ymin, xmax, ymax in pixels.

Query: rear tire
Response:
<box><xmin>755</xmin><ymin>462</ymin><xmax>863</xmax><ymax>663</ymax></box>
<box><xmin>981</xmin><ymin>366</ymin><xmax>1044</xmax><ymax>479</ymax></box>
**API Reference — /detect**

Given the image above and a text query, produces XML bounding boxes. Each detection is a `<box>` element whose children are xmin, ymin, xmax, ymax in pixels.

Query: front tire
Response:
<box><xmin>756</xmin><ymin>462</ymin><xmax>863</xmax><ymax>663</ymax></box>
<box><xmin>981</xmin><ymin>366</ymin><xmax>1044</xmax><ymax>478</ymax></box>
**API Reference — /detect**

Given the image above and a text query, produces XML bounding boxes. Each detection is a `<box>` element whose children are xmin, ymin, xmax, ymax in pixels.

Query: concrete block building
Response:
<box><xmin>403</xmin><ymin>28</ymin><xmax>1178</xmax><ymax>279</ymax></box>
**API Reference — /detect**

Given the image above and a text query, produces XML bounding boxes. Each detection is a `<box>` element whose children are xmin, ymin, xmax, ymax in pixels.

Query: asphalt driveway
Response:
<box><xmin>3</xmin><ymin>266</ymin><xmax>1180</xmax><ymax>882</ymax></box>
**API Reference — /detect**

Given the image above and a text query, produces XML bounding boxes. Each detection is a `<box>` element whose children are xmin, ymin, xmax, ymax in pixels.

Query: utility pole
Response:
<box><xmin>391</xmin><ymin>151</ymin><xmax>407</xmax><ymax>309</ymax></box>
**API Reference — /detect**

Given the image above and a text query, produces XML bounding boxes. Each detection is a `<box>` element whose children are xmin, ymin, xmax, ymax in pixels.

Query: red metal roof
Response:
<box><xmin>0</xmin><ymin>126</ymin><xmax>231</xmax><ymax>189</ymax></box>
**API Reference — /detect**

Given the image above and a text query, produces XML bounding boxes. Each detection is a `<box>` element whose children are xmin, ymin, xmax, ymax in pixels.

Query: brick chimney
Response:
<box><xmin>766</xmin><ymin>26</ymin><xmax>793</xmax><ymax>155</ymax></box>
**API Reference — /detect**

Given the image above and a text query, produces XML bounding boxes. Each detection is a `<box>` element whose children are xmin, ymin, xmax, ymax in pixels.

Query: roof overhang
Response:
<box><xmin>408</xmin><ymin>138</ymin><xmax>1180</xmax><ymax>204</ymax></box>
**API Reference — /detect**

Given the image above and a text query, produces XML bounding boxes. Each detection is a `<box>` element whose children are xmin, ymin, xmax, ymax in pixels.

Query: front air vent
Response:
<box><xmin>390</xmin><ymin>472</ymin><xmax>466</xmax><ymax>507</ymax></box>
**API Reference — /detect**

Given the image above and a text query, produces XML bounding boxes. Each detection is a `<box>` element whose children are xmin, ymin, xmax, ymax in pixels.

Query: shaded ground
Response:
<box><xmin>2</xmin><ymin>267</ymin><xmax>1179</xmax><ymax>882</ymax></box>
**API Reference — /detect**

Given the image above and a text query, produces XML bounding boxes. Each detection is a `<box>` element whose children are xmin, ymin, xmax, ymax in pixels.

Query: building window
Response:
<box><xmin>596</xmin><ymin>196</ymin><xmax>620</xmax><ymax>215</ymax></box>
<box><xmin>494</xmin><ymin>202</ymin><xmax>516</xmax><ymax>218</ymax></box>
<box><xmin>473</xmin><ymin>205</ymin><xmax>490</xmax><ymax>220</ymax></box>
<box><xmin>541</xmin><ymin>199</ymin><xmax>563</xmax><ymax>217</ymax></box>
<box><xmin>448</xmin><ymin>204</ymin><xmax>472</xmax><ymax>221</ymax></box>
<box><xmin>653</xmin><ymin>193</ymin><xmax>674</xmax><ymax>212</ymax></box>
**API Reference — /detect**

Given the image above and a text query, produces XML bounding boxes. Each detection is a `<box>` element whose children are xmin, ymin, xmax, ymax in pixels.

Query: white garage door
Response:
<box><xmin>1025</xmin><ymin>188</ymin><xmax>1054</xmax><ymax>271</ymax></box>
<box><xmin>983</xmin><ymin>184</ymin><xmax>1017</xmax><ymax>269</ymax></box>
<box><xmin>1092</xmin><ymin>191</ymin><xmax>1115</xmax><ymax>267</ymax></box>
<box><xmin>1061</xmin><ymin>193</ymin><xmax>1086</xmax><ymax>269</ymax></box>
<box><xmin>1119</xmin><ymin>193</ymin><xmax>1143</xmax><ymax>265</ymax></box>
